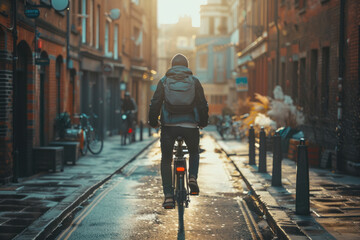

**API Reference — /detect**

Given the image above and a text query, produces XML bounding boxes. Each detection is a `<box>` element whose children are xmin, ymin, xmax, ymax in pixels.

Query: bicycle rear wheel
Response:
<box><xmin>88</xmin><ymin>129</ymin><xmax>104</xmax><ymax>154</ymax></box>
<box><xmin>176</xmin><ymin>176</ymin><xmax>185</xmax><ymax>233</ymax></box>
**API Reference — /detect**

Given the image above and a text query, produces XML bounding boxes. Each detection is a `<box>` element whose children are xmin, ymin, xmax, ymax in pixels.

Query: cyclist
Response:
<box><xmin>121</xmin><ymin>91</ymin><xmax>138</xmax><ymax>129</ymax></box>
<box><xmin>148</xmin><ymin>53</ymin><xmax>209</xmax><ymax>209</ymax></box>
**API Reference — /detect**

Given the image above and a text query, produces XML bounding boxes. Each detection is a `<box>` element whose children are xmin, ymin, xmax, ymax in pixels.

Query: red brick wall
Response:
<box><xmin>268</xmin><ymin>0</ymin><xmax>340</xmax><ymax>142</ymax></box>
<box><xmin>342</xmin><ymin>0</ymin><xmax>360</xmax><ymax>163</ymax></box>
<box><xmin>267</xmin><ymin>0</ymin><xmax>360</xmax><ymax>166</ymax></box>
<box><xmin>0</xmin><ymin>0</ymin><xmax>81</xmax><ymax>180</ymax></box>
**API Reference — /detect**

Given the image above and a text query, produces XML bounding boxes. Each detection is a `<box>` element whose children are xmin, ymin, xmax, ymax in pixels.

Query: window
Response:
<box><xmin>299</xmin><ymin>58</ymin><xmax>306</xmax><ymax>108</ymax></box>
<box><xmin>114</xmin><ymin>24</ymin><xmax>119</xmax><ymax>60</ymax></box>
<box><xmin>90</xmin><ymin>0</ymin><xmax>94</xmax><ymax>46</ymax></box>
<box><xmin>96</xmin><ymin>5</ymin><xmax>100</xmax><ymax>49</ymax></box>
<box><xmin>56</xmin><ymin>56</ymin><xmax>63</xmax><ymax>114</ymax></box>
<box><xmin>81</xmin><ymin>0</ymin><xmax>86</xmax><ymax>43</ymax></box>
<box><xmin>209</xmin><ymin>17</ymin><xmax>214</xmax><ymax>35</ymax></box>
<box><xmin>321</xmin><ymin>47</ymin><xmax>330</xmax><ymax>116</ymax></box>
<box><xmin>310</xmin><ymin>49</ymin><xmax>318</xmax><ymax>114</ymax></box>
<box><xmin>269</xmin><ymin>0</ymin><xmax>275</xmax><ymax>23</ymax></box>
<box><xmin>292</xmin><ymin>61</ymin><xmax>299</xmax><ymax>104</ymax></box>
<box><xmin>295</xmin><ymin>0</ymin><xmax>306</xmax><ymax>9</ymax></box>
<box><xmin>281</xmin><ymin>62</ymin><xmax>286</xmax><ymax>91</ymax></box>
<box><xmin>104</xmin><ymin>21</ymin><xmax>112</xmax><ymax>57</ymax></box>
<box><xmin>133</xmin><ymin>27</ymin><xmax>141</xmax><ymax>58</ymax></box>
<box><xmin>0</xmin><ymin>29</ymin><xmax>6</xmax><ymax>70</ymax></box>
<box><xmin>199</xmin><ymin>53</ymin><xmax>208</xmax><ymax>69</ymax></box>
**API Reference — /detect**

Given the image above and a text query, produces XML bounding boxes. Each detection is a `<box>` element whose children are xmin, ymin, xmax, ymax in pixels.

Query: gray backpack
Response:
<box><xmin>163</xmin><ymin>76</ymin><xmax>196</xmax><ymax>113</ymax></box>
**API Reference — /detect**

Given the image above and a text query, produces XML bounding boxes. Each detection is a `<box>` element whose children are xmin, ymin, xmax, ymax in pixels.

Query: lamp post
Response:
<box><xmin>12</xmin><ymin>0</ymin><xmax>18</xmax><ymax>182</ymax></box>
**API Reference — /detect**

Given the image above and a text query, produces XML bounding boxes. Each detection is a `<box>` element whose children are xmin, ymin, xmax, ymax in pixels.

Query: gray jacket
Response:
<box><xmin>148</xmin><ymin>66</ymin><xmax>209</xmax><ymax>127</ymax></box>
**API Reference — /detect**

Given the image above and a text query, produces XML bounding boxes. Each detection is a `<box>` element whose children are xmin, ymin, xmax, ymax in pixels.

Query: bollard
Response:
<box><xmin>140</xmin><ymin>121</ymin><xmax>143</xmax><ymax>141</ymax></box>
<box><xmin>148</xmin><ymin>124</ymin><xmax>152</xmax><ymax>137</ymax></box>
<box><xmin>258</xmin><ymin>126</ymin><xmax>267</xmax><ymax>173</ymax></box>
<box><xmin>249</xmin><ymin>125</ymin><xmax>255</xmax><ymax>165</ymax></box>
<box><xmin>272</xmin><ymin>132</ymin><xmax>282</xmax><ymax>186</ymax></box>
<box><xmin>296</xmin><ymin>138</ymin><xmax>310</xmax><ymax>215</ymax></box>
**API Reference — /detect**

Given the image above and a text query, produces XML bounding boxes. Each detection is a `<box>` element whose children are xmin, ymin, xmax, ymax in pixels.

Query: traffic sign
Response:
<box><xmin>24</xmin><ymin>9</ymin><xmax>40</xmax><ymax>18</ymax></box>
<box><xmin>35</xmin><ymin>58</ymin><xmax>50</xmax><ymax>66</ymax></box>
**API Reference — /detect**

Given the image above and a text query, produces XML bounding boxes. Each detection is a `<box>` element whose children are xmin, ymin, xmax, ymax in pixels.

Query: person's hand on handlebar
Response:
<box><xmin>149</xmin><ymin>120</ymin><xmax>160</xmax><ymax>129</ymax></box>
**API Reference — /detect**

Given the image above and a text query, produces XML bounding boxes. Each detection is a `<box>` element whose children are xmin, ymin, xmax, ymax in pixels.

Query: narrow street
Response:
<box><xmin>49</xmin><ymin>134</ymin><xmax>267</xmax><ymax>240</ymax></box>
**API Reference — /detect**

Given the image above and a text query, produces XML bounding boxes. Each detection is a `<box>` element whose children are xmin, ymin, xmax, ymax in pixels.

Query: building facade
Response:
<box><xmin>237</xmin><ymin>0</ymin><xmax>268</xmax><ymax>100</ymax></box>
<box><xmin>0</xmin><ymin>0</ymin><xmax>157</xmax><ymax>183</ymax></box>
<box><xmin>157</xmin><ymin>16</ymin><xmax>199</xmax><ymax>79</ymax></box>
<box><xmin>195</xmin><ymin>0</ymin><xmax>234</xmax><ymax>116</ymax></box>
<box><xmin>266</xmin><ymin>0</ymin><xmax>360</xmax><ymax>174</ymax></box>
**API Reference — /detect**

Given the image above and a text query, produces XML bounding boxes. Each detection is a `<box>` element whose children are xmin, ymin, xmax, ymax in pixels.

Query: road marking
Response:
<box><xmin>56</xmin><ymin>180</ymin><xmax>121</xmax><ymax>240</ymax></box>
<box><xmin>238</xmin><ymin>198</ymin><xmax>264</xmax><ymax>240</ymax></box>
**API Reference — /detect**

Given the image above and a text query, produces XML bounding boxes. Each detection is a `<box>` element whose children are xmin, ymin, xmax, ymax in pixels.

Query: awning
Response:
<box><xmin>237</xmin><ymin>55</ymin><xmax>252</xmax><ymax>66</ymax></box>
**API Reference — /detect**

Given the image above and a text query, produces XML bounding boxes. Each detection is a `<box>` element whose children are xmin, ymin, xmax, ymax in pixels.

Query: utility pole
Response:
<box><xmin>274</xmin><ymin>0</ymin><xmax>280</xmax><ymax>86</ymax></box>
<box><xmin>336</xmin><ymin>0</ymin><xmax>346</xmax><ymax>171</ymax></box>
<box><xmin>12</xmin><ymin>0</ymin><xmax>18</xmax><ymax>182</ymax></box>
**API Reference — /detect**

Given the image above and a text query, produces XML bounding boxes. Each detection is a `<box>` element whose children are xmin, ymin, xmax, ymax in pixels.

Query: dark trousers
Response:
<box><xmin>160</xmin><ymin>126</ymin><xmax>200</xmax><ymax>196</ymax></box>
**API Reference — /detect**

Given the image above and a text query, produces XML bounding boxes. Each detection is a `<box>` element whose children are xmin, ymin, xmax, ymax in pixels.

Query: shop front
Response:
<box><xmin>103</xmin><ymin>62</ymin><xmax>125</xmax><ymax>136</ymax></box>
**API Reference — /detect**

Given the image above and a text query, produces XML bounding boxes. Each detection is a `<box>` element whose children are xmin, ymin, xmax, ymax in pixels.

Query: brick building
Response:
<box><xmin>237</xmin><ymin>0</ymin><xmax>268</xmax><ymax>100</ymax></box>
<box><xmin>0</xmin><ymin>0</ymin><xmax>158</xmax><ymax>182</ymax></box>
<box><xmin>0</xmin><ymin>0</ymin><xmax>80</xmax><ymax>181</ymax></box>
<box><xmin>266</xmin><ymin>0</ymin><xmax>360</xmax><ymax>174</ymax></box>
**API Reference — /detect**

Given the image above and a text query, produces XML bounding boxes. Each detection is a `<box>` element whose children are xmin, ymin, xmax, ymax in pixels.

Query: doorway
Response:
<box><xmin>39</xmin><ymin>51</ymin><xmax>49</xmax><ymax>146</ymax></box>
<box><xmin>16</xmin><ymin>41</ymin><xmax>32</xmax><ymax>177</ymax></box>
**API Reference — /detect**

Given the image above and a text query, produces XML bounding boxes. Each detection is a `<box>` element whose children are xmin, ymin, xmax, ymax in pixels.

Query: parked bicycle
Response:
<box><xmin>77</xmin><ymin>113</ymin><xmax>104</xmax><ymax>155</ymax></box>
<box><xmin>54</xmin><ymin>112</ymin><xmax>103</xmax><ymax>155</ymax></box>
<box><xmin>119</xmin><ymin>110</ymin><xmax>136</xmax><ymax>145</ymax></box>
<box><xmin>217</xmin><ymin>114</ymin><xmax>248</xmax><ymax>140</ymax></box>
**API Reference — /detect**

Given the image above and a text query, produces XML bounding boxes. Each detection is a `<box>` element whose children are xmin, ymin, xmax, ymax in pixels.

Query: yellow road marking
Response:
<box><xmin>57</xmin><ymin>180</ymin><xmax>122</xmax><ymax>240</ymax></box>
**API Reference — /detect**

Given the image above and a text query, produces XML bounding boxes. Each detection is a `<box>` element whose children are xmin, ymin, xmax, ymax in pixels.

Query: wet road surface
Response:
<box><xmin>51</xmin><ymin>135</ymin><xmax>264</xmax><ymax>240</ymax></box>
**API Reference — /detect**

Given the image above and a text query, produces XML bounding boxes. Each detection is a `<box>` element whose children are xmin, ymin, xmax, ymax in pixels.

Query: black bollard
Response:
<box><xmin>148</xmin><ymin>124</ymin><xmax>152</xmax><ymax>137</ymax></box>
<box><xmin>272</xmin><ymin>132</ymin><xmax>282</xmax><ymax>186</ymax></box>
<box><xmin>249</xmin><ymin>125</ymin><xmax>255</xmax><ymax>165</ymax></box>
<box><xmin>258</xmin><ymin>126</ymin><xmax>267</xmax><ymax>173</ymax></box>
<box><xmin>140</xmin><ymin>121</ymin><xmax>143</xmax><ymax>141</ymax></box>
<box><xmin>296</xmin><ymin>138</ymin><xmax>310</xmax><ymax>215</ymax></box>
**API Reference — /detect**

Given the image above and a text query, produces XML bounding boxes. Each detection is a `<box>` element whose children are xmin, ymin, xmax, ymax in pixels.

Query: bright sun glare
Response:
<box><xmin>158</xmin><ymin>0</ymin><xmax>207</xmax><ymax>27</ymax></box>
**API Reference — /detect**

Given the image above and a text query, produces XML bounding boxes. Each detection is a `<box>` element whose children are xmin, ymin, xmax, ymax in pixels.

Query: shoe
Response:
<box><xmin>189</xmin><ymin>176</ymin><xmax>199</xmax><ymax>195</ymax></box>
<box><xmin>162</xmin><ymin>194</ymin><xmax>174</xmax><ymax>209</ymax></box>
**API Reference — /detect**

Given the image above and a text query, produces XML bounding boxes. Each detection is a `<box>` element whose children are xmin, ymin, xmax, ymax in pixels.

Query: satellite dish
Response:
<box><xmin>109</xmin><ymin>9</ymin><xmax>121</xmax><ymax>20</ymax></box>
<box><xmin>51</xmin><ymin>0</ymin><xmax>69</xmax><ymax>11</ymax></box>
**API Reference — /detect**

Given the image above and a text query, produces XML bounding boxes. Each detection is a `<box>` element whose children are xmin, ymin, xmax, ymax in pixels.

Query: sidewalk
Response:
<box><xmin>207</xmin><ymin>127</ymin><xmax>360</xmax><ymax>240</ymax></box>
<box><xmin>0</xmin><ymin>130</ymin><xmax>158</xmax><ymax>240</ymax></box>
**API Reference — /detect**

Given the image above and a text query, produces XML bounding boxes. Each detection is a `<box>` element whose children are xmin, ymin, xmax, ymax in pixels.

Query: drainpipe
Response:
<box><xmin>274</xmin><ymin>0</ymin><xmax>280</xmax><ymax>86</ymax></box>
<box><xmin>66</xmin><ymin>8</ymin><xmax>70</xmax><ymax>69</ymax></box>
<box><xmin>336</xmin><ymin>0</ymin><xmax>346</xmax><ymax>171</ymax></box>
<box><xmin>11</xmin><ymin>0</ymin><xmax>18</xmax><ymax>182</ymax></box>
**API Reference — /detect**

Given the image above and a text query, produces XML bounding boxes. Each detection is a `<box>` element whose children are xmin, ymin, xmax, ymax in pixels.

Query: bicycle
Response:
<box><xmin>78</xmin><ymin>113</ymin><xmax>104</xmax><ymax>155</ymax></box>
<box><xmin>119</xmin><ymin>111</ymin><xmax>136</xmax><ymax>145</ymax></box>
<box><xmin>166</xmin><ymin>136</ymin><xmax>191</xmax><ymax>234</ymax></box>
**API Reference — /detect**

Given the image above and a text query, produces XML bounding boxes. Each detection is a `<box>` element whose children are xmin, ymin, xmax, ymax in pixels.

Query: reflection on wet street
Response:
<box><xmin>53</xmin><ymin>135</ymin><xmax>257</xmax><ymax>240</ymax></box>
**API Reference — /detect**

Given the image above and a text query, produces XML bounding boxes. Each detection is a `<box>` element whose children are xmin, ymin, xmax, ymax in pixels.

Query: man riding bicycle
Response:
<box><xmin>148</xmin><ymin>53</ymin><xmax>209</xmax><ymax>209</ymax></box>
<box><xmin>121</xmin><ymin>91</ymin><xmax>138</xmax><ymax>128</ymax></box>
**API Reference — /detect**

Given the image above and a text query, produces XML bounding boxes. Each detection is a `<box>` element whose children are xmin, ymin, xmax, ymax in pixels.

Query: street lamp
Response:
<box><xmin>51</xmin><ymin>0</ymin><xmax>69</xmax><ymax>11</ymax></box>
<box><xmin>105</xmin><ymin>8</ymin><xmax>121</xmax><ymax>22</ymax></box>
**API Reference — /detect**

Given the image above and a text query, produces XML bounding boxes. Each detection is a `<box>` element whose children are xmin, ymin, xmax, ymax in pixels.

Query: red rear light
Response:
<box><xmin>176</xmin><ymin>167</ymin><xmax>185</xmax><ymax>172</ymax></box>
<box><xmin>128</xmin><ymin>128</ymin><xmax>133</xmax><ymax>134</ymax></box>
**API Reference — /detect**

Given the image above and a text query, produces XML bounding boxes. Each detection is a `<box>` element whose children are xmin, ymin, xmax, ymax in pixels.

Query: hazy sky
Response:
<box><xmin>157</xmin><ymin>0</ymin><xmax>207</xmax><ymax>27</ymax></box>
